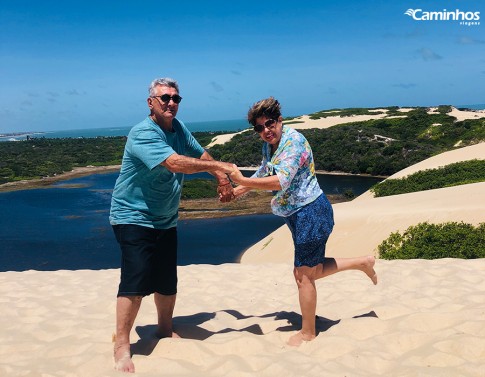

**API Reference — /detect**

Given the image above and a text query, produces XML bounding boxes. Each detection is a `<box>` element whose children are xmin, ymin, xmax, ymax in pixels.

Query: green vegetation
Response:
<box><xmin>1</xmin><ymin>107</ymin><xmax>484</xmax><ymax>184</ymax></box>
<box><xmin>208</xmin><ymin>107</ymin><xmax>485</xmax><ymax>176</ymax></box>
<box><xmin>0</xmin><ymin>131</ymin><xmax>235</xmax><ymax>184</ymax></box>
<box><xmin>0</xmin><ymin>137</ymin><xmax>126</xmax><ymax>184</ymax></box>
<box><xmin>181</xmin><ymin>179</ymin><xmax>218</xmax><ymax>199</ymax></box>
<box><xmin>370</xmin><ymin>160</ymin><xmax>485</xmax><ymax>197</ymax></box>
<box><xmin>207</xmin><ymin>131</ymin><xmax>263</xmax><ymax>167</ymax></box>
<box><xmin>283</xmin><ymin>120</ymin><xmax>305</xmax><ymax>126</ymax></box>
<box><xmin>378</xmin><ymin>222</ymin><xmax>485</xmax><ymax>259</ymax></box>
<box><xmin>192</xmin><ymin>131</ymin><xmax>236</xmax><ymax>147</ymax></box>
<box><xmin>436</xmin><ymin>105</ymin><xmax>453</xmax><ymax>114</ymax></box>
<box><xmin>308</xmin><ymin>107</ymin><xmax>390</xmax><ymax>119</ymax></box>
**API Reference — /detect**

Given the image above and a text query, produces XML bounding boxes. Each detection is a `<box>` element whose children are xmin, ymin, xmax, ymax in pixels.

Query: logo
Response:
<box><xmin>404</xmin><ymin>8</ymin><xmax>480</xmax><ymax>26</ymax></box>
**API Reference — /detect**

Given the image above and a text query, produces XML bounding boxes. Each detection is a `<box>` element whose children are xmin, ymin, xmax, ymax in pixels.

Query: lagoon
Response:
<box><xmin>0</xmin><ymin>172</ymin><xmax>381</xmax><ymax>272</ymax></box>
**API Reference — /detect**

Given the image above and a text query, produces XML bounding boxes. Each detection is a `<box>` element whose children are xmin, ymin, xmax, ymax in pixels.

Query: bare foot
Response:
<box><xmin>287</xmin><ymin>331</ymin><xmax>315</xmax><ymax>347</ymax></box>
<box><xmin>362</xmin><ymin>255</ymin><xmax>378</xmax><ymax>285</ymax></box>
<box><xmin>114</xmin><ymin>344</ymin><xmax>134</xmax><ymax>373</ymax></box>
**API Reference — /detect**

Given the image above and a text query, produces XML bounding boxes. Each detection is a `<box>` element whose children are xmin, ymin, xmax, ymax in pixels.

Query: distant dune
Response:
<box><xmin>206</xmin><ymin>106</ymin><xmax>485</xmax><ymax>147</ymax></box>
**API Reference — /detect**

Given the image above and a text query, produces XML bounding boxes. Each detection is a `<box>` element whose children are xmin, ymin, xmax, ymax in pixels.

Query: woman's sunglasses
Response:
<box><xmin>253</xmin><ymin>118</ymin><xmax>277</xmax><ymax>133</ymax></box>
<box><xmin>151</xmin><ymin>94</ymin><xmax>183</xmax><ymax>104</ymax></box>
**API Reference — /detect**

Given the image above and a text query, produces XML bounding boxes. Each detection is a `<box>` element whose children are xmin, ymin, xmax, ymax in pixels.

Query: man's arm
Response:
<box><xmin>161</xmin><ymin>152</ymin><xmax>234</xmax><ymax>175</ymax></box>
<box><xmin>162</xmin><ymin>151</ymin><xmax>235</xmax><ymax>202</ymax></box>
<box><xmin>199</xmin><ymin>151</ymin><xmax>231</xmax><ymax>183</ymax></box>
<box><xmin>199</xmin><ymin>151</ymin><xmax>234</xmax><ymax>202</ymax></box>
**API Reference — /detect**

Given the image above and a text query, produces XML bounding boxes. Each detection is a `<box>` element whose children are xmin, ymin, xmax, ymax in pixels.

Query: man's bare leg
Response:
<box><xmin>114</xmin><ymin>296</ymin><xmax>142</xmax><ymax>373</ymax></box>
<box><xmin>154</xmin><ymin>293</ymin><xmax>180</xmax><ymax>338</ymax></box>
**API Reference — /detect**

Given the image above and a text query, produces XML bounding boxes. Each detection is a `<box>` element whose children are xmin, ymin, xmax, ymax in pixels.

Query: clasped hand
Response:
<box><xmin>217</xmin><ymin>164</ymin><xmax>244</xmax><ymax>203</ymax></box>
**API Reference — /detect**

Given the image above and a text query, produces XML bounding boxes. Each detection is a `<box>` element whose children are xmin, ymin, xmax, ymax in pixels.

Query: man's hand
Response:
<box><xmin>217</xmin><ymin>181</ymin><xmax>234</xmax><ymax>203</ymax></box>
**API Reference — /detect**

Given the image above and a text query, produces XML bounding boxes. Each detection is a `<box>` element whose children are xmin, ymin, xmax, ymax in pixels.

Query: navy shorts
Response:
<box><xmin>284</xmin><ymin>194</ymin><xmax>335</xmax><ymax>268</ymax></box>
<box><xmin>113</xmin><ymin>224</ymin><xmax>178</xmax><ymax>297</ymax></box>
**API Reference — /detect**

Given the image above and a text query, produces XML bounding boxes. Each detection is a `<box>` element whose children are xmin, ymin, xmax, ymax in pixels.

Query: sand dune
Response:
<box><xmin>207</xmin><ymin>107</ymin><xmax>485</xmax><ymax>147</ymax></box>
<box><xmin>1</xmin><ymin>260</ymin><xmax>484</xmax><ymax>376</ymax></box>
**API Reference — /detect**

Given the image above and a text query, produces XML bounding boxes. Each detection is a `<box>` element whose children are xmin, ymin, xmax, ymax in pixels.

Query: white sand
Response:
<box><xmin>207</xmin><ymin>106</ymin><xmax>485</xmax><ymax>146</ymax></box>
<box><xmin>1</xmin><ymin>261</ymin><xmax>484</xmax><ymax>376</ymax></box>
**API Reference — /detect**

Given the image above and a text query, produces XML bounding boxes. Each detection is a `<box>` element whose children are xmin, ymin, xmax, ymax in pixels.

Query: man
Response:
<box><xmin>109</xmin><ymin>78</ymin><xmax>234</xmax><ymax>373</ymax></box>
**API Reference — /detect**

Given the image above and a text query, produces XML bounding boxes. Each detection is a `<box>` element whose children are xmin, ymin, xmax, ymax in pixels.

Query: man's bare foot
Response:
<box><xmin>362</xmin><ymin>255</ymin><xmax>378</xmax><ymax>285</ymax></box>
<box><xmin>287</xmin><ymin>331</ymin><xmax>315</xmax><ymax>347</ymax></box>
<box><xmin>114</xmin><ymin>344</ymin><xmax>134</xmax><ymax>373</ymax></box>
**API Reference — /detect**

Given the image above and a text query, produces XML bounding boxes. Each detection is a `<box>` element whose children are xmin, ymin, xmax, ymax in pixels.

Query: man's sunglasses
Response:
<box><xmin>151</xmin><ymin>94</ymin><xmax>183</xmax><ymax>104</ymax></box>
<box><xmin>253</xmin><ymin>118</ymin><xmax>277</xmax><ymax>133</ymax></box>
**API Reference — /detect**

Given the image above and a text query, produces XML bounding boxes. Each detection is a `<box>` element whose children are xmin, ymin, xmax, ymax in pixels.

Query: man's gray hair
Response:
<box><xmin>148</xmin><ymin>78</ymin><xmax>179</xmax><ymax>96</ymax></box>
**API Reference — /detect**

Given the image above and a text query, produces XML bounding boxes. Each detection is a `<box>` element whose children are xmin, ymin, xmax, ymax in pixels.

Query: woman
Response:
<box><xmin>229</xmin><ymin>97</ymin><xmax>377</xmax><ymax>346</ymax></box>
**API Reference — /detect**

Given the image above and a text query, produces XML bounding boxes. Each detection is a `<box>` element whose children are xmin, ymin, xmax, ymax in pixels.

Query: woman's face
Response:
<box><xmin>254</xmin><ymin>116</ymin><xmax>283</xmax><ymax>148</ymax></box>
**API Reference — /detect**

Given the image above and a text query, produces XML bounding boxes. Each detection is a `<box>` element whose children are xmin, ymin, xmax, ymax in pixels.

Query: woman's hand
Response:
<box><xmin>233</xmin><ymin>185</ymin><xmax>251</xmax><ymax>199</ymax></box>
<box><xmin>229</xmin><ymin>164</ymin><xmax>245</xmax><ymax>184</ymax></box>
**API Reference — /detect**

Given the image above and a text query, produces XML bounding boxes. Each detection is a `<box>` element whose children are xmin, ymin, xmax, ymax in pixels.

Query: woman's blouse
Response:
<box><xmin>252</xmin><ymin>125</ymin><xmax>323</xmax><ymax>216</ymax></box>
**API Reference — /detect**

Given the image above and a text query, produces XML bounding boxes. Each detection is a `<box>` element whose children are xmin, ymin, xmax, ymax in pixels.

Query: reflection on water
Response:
<box><xmin>0</xmin><ymin>171</ymin><xmax>381</xmax><ymax>272</ymax></box>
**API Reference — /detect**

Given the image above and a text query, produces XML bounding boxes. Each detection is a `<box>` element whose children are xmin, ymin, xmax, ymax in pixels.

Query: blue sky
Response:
<box><xmin>1</xmin><ymin>0</ymin><xmax>484</xmax><ymax>132</ymax></box>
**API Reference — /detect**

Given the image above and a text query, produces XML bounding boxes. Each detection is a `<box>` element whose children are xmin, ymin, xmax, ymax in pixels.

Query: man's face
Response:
<box><xmin>148</xmin><ymin>85</ymin><xmax>180</xmax><ymax>124</ymax></box>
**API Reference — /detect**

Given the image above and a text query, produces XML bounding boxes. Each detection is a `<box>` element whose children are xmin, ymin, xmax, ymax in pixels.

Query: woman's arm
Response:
<box><xmin>230</xmin><ymin>167</ymin><xmax>282</xmax><ymax>191</ymax></box>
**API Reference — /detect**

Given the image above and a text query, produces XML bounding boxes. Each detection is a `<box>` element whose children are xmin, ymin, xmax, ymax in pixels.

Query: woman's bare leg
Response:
<box><xmin>288</xmin><ymin>266</ymin><xmax>319</xmax><ymax>346</ymax></box>
<box><xmin>316</xmin><ymin>255</ymin><xmax>377</xmax><ymax>284</ymax></box>
<box><xmin>288</xmin><ymin>255</ymin><xmax>377</xmax><ymax>346</ymax></box>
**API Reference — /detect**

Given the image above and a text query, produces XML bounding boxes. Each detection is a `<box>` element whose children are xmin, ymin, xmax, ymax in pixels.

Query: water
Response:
<box><xmin>0</xmin><ymin>172</ymin><xmax>284</xmax><ymax>272</ymax></box>
<box><xmin>0</xmin><ymin>119</ymin><xmax>249</xmax><ymax>142</ymax></box>
<box><xmin>456</xmin><ymin>103</ymin><xmax>485</xmax><ymax>110</ymax></box>
<box><xmin>0</xmin><ymin>172</ymin><xmax>381</xmax><ymax>272</ymax></box>
<box><xmin>190</xmin><ymin>171</ymin><xmax>381</xmax><ymax>196</ymax></box>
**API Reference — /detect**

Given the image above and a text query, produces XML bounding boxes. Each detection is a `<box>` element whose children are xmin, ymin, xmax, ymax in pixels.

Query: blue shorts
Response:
<box><xmin>113</xmin><ymin>224</ymin><xmax>178</xmax><ymax>297</ymax></box>
<box><xmin>284</xmin><ymin>194</ymin><xmax>334</xmax><ymax>267</ymax></box>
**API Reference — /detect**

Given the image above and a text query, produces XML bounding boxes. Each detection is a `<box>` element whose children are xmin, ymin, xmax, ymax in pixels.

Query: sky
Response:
<box><xmin>1</xmin><ymin>0</ymin><xmax>484</xmax><ymax>132</ymax></box>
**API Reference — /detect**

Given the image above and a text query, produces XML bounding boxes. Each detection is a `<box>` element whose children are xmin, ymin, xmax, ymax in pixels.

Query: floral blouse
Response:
<box><xmin>252</xmin><ymin>125</ymin><xmax>323</xmax><ymax>217</ymax></box>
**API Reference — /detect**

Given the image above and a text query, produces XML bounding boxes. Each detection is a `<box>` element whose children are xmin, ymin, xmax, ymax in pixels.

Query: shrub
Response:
<box><xmin>370</xmin><ymin>159</ymin><xmax>485</xmax><ymax>197</ymax></box>
<box><xmin>378</xmin><ymin>222</ymin><xmax>485</xmax><ymax>259</ymax></box>
<box><xmin>343</xmin><ymin>189</ymin><xmax>355</xmax><ymax>199</ymax></box>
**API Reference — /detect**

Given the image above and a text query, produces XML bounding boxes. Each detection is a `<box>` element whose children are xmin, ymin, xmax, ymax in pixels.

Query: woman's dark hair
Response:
<box><xmin>247</xmin><ymin>97</ymin><xmax>281</xmax><ymax>126</ymax></box>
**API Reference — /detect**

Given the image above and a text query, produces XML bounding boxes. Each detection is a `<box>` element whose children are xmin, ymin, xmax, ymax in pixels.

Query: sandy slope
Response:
<box><xmin>1</xmin><ymin>261</ymin><xmax>484</xmax><ymax>376</ymax></box>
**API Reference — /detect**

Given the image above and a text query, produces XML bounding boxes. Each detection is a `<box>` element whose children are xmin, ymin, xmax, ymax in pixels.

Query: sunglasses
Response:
<box><xmin>152</xmin><ymin>94</ymin><xmax>183</xmax><ymax>104</ymax></box>
<box><xmin>253</xmin><ymin>118</ymin><xmax>277</xmax><ymax>133</ymax></box>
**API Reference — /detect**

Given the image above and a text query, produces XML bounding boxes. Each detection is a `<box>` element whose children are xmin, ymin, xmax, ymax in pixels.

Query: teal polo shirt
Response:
<box><xmin>109</xmin><ymin>117</ymin><xmax>205</xmax><ymax>229</ymax></box>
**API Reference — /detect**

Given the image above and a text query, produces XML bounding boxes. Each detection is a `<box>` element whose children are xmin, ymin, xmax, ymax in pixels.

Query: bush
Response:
<box><xmin>378</xmin><ymin>222</ymin><xmax>485</xmax><ymax>259</ymax></box>
<box><xmin>370</xmin><ymin>159</ymin><xmax>485</xmax><ymax>197</ymax></box>
<box><xmin>343</xmin><ymin>189</ymin><xmax>355</xmax><ymax>199</ymax></box>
